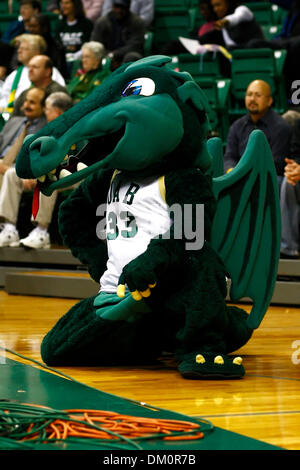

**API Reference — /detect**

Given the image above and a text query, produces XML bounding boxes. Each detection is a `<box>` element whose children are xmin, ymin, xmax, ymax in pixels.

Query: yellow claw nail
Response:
<box><xmin>131</xmin><ymin>290</ymin><xmax>143</xmax><ymax>301</ymax></box>
<box><xmin>117</xmin><ymin>284</ymin><xmax>126</xmax><ymax>298</ymax></box>
<box><xmin>195</xmin><ymin>354</ymin><xmax>205</xmax><ymax>364</ymax></box>
<box><xmin>148</xmin><ymin>282</ymin><xmax>157</xmax><ymax>288</ymax></box>
<box><xmin>214</xmin><ymin>355</ymin><xmax>224</xmax><ymax>365</ymax></box>
<box><xmin>233</xmin><ymin>356</ymin><xmax>243</xmax><ymax>365</ymax></box>
<box><xmin>141</xmin><ymin>288</ymin><xmax>151</xmax><ymax>297</ymax></box>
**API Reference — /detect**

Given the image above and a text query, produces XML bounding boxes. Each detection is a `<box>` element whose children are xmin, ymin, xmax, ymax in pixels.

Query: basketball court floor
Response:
<box><xmin>1</xmin><ymin>288</ymin><xmax>299</xmax><ymax>451</ymax></box>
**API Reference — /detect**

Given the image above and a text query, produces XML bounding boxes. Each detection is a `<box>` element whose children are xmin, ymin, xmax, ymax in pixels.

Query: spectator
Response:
<box><xmin>280</xmin><ymin>119</ymin><xmax>300</xmax><ymax>259</ymax></box>
<box><xmin>47</xmin><ymin>0</ymin><xmax>104</xmax><ymax>23</ymax></box>
<box><xmin>11</xmin><ymin>55</ymin><xmax>68</xmax><ymax>117</ymax></box>
<box><xmin>44</xmin><ymin>90</ymin><xmax>73</xmax><ymax>120</ymax></box>
<box><xmin>0</xmin><ymin>34</ymin><xmax>66</xmax><ymax>113</ymax></box>
<box><xmin>54</xmin><ymin>0</ymin><xmax>93</xmax><ymax>56</ymax></box>
<box><xmin>161</xmin><ymin>0</ymin><xmax>263</xmax><ymax>63</ymax></box>
<box><xmin>27</xmin><ymin>13</ymin><xmax>67</xmax><ymax>77</ymax></box>
<box><xmin>198</xmin><ymin>0</ymin><xmax>264</xmax><ymax>49</ymax></box>
<box><xmin>197</xmin><ymin>0</ymin><xmax>218</xmax><ymax>36</ymax></box>
<box><xmin>224</xmin><ymin>80</ymin><xmax>292</xmax><ymax>187</ymax></box>
<box><xmin>1</xmin><ymin>0</ymin><xmax>42</xmax><ymax>44</ymax></box>
<box><xmin>101</xmin><ymin>0</ymin><xmax>154</xmax><ymax>27</ymax></box>
<box><xmin>91</xmin><ymin>0</ymin><xmax>146</xmax><ymax>69</ymax></box>
<box><xmin>0</xmin><ymin>92</ymin><xmax>73</xmax><ymax>249</ymax></box>
<box><xmin>0</xmin><ymin>88</ymin><xmax>47</xmax><ymax>182</ymax></box>
<box><xmin>67</xmin><ymin>41</ymin><xmax>110</xmax><ymax>102</ymax></box>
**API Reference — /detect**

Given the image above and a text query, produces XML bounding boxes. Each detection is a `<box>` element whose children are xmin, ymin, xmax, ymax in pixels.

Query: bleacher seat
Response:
<box><xmin>230</xmin><ymin>48</ymin><xmax>287</xmax><ymax>116</ymax></box>
<box><xmin>175</xmin><ymin>52</ymin><xmax>223</xmax><ymax>80</ymax></box>
<box><xmin>0</xmin><ymin>13</ymin><xmax>18</xmax><ymax>36</ymax></box>
<box><xmin>144</xmin><ymin>31</ymin><xmax>153</xmax><ymax>56</ymax></box>
<box><xmin>245</xmin><ymin>2</ymin><xmax>287</xmax><ymax>27</ymax></box>
<box><xmin>155</xmin><ymin>0</ymin><xmax>190</xmax><ymax>12</ymax></box>
<box><xmin>152</xmin><ymin>8</ymin><xmax>196</xmax><ymax>51</ymax></box>
<box><xmin>0</xmin><ymin>0</ymin><xmax>18</xmax><ymax>14</ymax></box>
<box><xmin>45</xmin><ymin>12</ymin><xmax>60</xmax><ymax>34</ymax></box>
<box><xmin>0</xmin><ymin>3</ymin><xmax>9</xmax><ymax>13</ymax></box>
<box><xmin>261</xmin><ymin>24</ymin><xmax>281</xmax><ymax>40</ymax></box>
<box><xmin>172</xmin><ymin>53</ymin><xmax>230</xmax><ymax>139</ymax></box>
<box><xmin>197</xmin><ymin>78</ymin><xmax>231</xmax><ymax>141</ymax></box>
<box><xmin>244</xmin><ymin>2</ymin><xmax>274</xmax><ymax>26</ymax></box>
<box><xmin>270</xmin><ymin>4</ymin><xmax>287</xmax><ymax>26</ymax></box>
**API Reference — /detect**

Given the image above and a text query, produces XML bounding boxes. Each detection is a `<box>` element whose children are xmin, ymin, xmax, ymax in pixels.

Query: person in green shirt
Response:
<box><xmin>67</xmin><ymin>41</ymin><xmax>111</xmax><ymax>103</ymax></box>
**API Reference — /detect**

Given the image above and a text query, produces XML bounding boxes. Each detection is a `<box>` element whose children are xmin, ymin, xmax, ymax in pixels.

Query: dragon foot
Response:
<box><xmin>178</xmin><ymin>352</ymin><xmax>245</xmax><ymax>379</ymax></box>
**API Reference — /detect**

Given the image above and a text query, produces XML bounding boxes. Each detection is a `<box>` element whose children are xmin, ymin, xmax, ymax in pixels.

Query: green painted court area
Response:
<box><xmin>0</xmin><ymin>357</ymin><xmax>283</xmax><ymax>451</ymax></box>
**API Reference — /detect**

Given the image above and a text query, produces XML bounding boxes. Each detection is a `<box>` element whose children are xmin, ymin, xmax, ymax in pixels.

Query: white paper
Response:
<box><xmin>178</xmin><ymin>37</ymin><xmax>201</xmax><ymax>55</ymax></box>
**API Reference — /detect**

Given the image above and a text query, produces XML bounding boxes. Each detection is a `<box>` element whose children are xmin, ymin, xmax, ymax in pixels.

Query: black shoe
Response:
<box><xmin>280</xmin><ymin>252</ymin><xmax>300</xmax><ymax>260</ymax></box>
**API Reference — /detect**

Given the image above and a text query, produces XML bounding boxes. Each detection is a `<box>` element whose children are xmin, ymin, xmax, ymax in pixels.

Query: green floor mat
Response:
<box><xmin>0</xmin><ymin>357</ymin><xmax>282</xmax><ymax>451</ymax></box>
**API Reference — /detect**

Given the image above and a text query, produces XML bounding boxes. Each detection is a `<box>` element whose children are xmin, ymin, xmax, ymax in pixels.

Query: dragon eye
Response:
<box><xmin>121</xmin><ymin>78</ymin><xmax>155</xmax><ymax>97</ymax></box>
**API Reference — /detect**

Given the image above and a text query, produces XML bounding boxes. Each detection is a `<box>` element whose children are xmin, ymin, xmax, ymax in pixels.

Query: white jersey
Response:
<box><xmin>99</xmin><ymin>171</ymin><xmax>171</xmax><ymax>293</ymax></box>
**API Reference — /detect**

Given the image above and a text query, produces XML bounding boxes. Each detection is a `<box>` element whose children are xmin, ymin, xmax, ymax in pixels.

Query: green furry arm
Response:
<box><xmin>165</xmin><ymin>167</ymin><xmax>217</xmax><ymax>241</ymax></box>
<box><xmin>58</xmin><ymin>169</ymin><xmax>113</xmax><ymax>282</ymax></box>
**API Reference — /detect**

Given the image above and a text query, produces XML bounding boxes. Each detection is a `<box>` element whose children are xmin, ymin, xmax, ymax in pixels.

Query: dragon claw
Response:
<box><xmin>195</xmin><ymin>354</ymin><xmax>206</xmax><ymax>364</ymax></box>
<box><xmin>232</xmin><ymin>356</ymin><xmax>243</xmax><ymax>365</ymax></box>
<box><xmin>214</xmin><ymin>355</ymin><xmax>224</xmax><ymax>365</ymax></box>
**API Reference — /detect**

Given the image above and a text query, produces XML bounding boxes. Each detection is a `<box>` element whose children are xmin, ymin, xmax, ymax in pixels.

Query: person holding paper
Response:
<box><xmin>198</xmin><ymin>0</ymin><xmax>264</xmax><ymax>49</ymax></box>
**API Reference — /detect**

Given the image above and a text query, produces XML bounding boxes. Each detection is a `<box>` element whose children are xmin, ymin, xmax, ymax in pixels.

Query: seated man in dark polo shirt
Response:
<box><xmin>224</xmin><ymin>80</ymin><xmax>292</xmax><ymax>187</ymax></box>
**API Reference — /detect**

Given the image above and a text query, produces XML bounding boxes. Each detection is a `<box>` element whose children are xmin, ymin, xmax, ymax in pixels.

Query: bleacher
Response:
<box><xmin>0</xmin><ymin>0</ymin><xmax>59</xmax><ymax>39</ymax></box>
<box><xmin>143</xmin><ymin>1</ymin><xmax>290</xmax><ymax>136</ymax></box>
<box><xmin>0</xmin><ymin>0</ymin><xmax>299</xmax><ymax>304</ymax></box>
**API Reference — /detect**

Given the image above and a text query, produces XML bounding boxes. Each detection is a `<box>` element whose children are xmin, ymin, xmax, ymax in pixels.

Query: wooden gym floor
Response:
<box><xmin>0</xmin><ymin>289</ymin><xmax>299</xmax><ymax>450</ymax></box>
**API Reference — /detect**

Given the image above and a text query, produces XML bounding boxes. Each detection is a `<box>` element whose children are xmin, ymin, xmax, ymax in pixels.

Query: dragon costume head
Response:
<box><xmin>16</xmin><ymin>56</ymin><xmax>212</xmax><ymax>196</ymax></box>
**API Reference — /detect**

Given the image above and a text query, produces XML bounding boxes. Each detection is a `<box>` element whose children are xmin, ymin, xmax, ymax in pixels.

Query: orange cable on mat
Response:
<box><xmin>0</xmin><ymin>401</ymin><xmax>213</xmax><ymax>450</ymax></box>
<box><xmin>8</xmin><ymin>406</ymin><xmax>204</xmax><ymax>443</ymax></box>
<box><xmin>21</xmin><ymin>409</ymin><xmax>205</xmax><ymax>442</ymax></box>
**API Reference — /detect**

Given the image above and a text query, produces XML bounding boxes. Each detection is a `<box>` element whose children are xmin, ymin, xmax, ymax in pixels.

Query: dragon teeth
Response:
<box><xmin>77</xmin><ymin>162</ymin><xmax>88</xmax><ymax>171</ymax></box>
<box><xmin>37</xmin><ymin>175</ymin><xmax>46</xmax><ymax>183</ymax></box>
<box><xmin>59</xmin><ymin>169</ymin><xmax>72</xmax><ymax>179</ymax></box>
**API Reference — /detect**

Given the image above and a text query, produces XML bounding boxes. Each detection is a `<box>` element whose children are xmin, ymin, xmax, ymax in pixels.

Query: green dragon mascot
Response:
<box><xmin>16</xmin><ymin>56</ymin><xmax>281</xmax><ymax>379</ymax></box>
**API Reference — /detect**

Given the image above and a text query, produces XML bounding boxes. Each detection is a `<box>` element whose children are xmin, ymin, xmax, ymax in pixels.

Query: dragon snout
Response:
<box><xmin>29</xmin><ymin>136</ymin><xmax>64</xmax><ymax>177</ymax></box>
<box><xmin>30</xmin><ymin>136</ymin><xmax>58</xmax><ymax>156</ymax></box>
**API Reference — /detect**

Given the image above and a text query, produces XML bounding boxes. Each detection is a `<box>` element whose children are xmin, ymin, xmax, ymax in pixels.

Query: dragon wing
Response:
<box><xmin>211</xmin><ymin>130</ymin><xmax>281</xmax><ymax>329</ymax></box>
<box><xmin>206</xmin><ymin>136</ymin><xmax>224</xmax><ymax>178</ymax></box>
